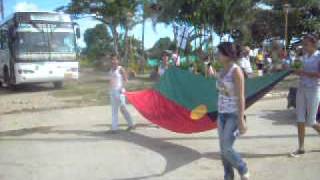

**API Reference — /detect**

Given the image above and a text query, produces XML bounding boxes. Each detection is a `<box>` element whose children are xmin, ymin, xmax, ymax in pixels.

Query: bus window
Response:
<box><xmin>0</xmin><ymin>30</ymin><xmax>8</xmax><ymax>50</ymax></box>
<box><xmin>17</xmin><ymin>32</ymin><xmax>49</xmax><ymax>53</ymax></box>
<box><xmin>50</xmin><ymin>32</ymin><xmax>75</xmax><ymax>53</ymax></box>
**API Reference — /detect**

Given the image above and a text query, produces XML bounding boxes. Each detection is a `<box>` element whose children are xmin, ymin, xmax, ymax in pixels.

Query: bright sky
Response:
<box><xmin>4</xmin><ymin>0</ymin><xmax>175</xmax><ymax>49</ymax></box>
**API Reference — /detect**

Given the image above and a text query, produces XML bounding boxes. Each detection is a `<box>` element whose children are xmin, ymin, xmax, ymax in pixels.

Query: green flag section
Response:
<box><xmin>126</xmin><ymin>67</ymin><xmax>290</xmax><ymax>133</ymax></box>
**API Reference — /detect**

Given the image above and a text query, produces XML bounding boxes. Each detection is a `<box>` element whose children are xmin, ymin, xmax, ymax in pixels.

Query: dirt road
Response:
<box><xmin>0</xmin><ymin>96</ymin><xmax>319</xmax><ymax>180</ymax></box>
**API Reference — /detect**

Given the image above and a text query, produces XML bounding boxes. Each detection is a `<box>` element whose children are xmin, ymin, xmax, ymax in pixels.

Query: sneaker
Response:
<box><xmin>126</xmin><ymin>126</ymin><xmax>136</xmax><ymax>131</ymax></box>
<box><xmin>289</xmin><ymin>149</ymin><xmax>305</xmax><ymax>158</ymax></box>
<box><xmin>106</xmin><ymin>130</ymin><xmax>119</xmax><ymax>134</ymax></box>
<box><xmin>241</xmin><ymin>172</ymin><xmax>250</xmax><ymax>180</ymax></box>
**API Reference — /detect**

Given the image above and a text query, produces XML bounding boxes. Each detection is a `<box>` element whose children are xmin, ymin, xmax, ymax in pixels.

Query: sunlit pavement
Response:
<box><xmin>0</xmin><ymin>97</ymin><xmax>319</xmax><ymax>180</ymax></box>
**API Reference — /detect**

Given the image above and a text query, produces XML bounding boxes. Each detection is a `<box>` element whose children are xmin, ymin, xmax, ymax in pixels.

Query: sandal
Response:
<box><xmin>241</xmin><ymin>172</ymin><xmax>250</xmax><ymax>180</ymax></box>
<box><xmin>289</xmin><ymin>149</ymin><xmax>305</xmax><ymax>157</ymax></box>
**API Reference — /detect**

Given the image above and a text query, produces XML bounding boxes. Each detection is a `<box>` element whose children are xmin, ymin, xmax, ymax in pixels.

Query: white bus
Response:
<box><xmin>0</xmin><ymin>12</ymin><xmax>80</xmax><ymax>89</ymax></box>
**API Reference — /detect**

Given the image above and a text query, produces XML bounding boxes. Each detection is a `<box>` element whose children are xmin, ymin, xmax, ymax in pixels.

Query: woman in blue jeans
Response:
<box><xmin>216</xmin><ymin>42</ymin><xmax>249</xmax><ymax>180</ymax></box>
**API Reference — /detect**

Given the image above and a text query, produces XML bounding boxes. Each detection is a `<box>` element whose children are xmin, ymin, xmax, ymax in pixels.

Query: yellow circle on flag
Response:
<box><xmin>190</xmin><ymin>105</ymin><xmax>208</xmax><ymax>120</ymax></box>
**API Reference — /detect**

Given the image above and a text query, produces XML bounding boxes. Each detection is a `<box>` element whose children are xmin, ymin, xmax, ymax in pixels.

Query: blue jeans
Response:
<box><xmin>218</xmin><ymin>113</ymin><xmax>248</xmax><ymax>180</ymax></box>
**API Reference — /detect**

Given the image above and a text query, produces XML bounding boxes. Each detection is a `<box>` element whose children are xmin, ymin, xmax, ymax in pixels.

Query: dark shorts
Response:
<box><xmin>257</xmin><ymin>63</ymin><xmax>263</xmax><ymax>70</ymax></box>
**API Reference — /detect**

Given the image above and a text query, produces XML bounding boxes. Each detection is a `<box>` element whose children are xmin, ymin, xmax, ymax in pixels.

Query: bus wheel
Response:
<box><xmin>3</xmin><ymin>68</ymin><xmax>10</xmax><ymax>88</ymax></box>
<box><xmin>9</xmin><ymin>84</ymin><xmax>19</xmax><ymax>91</ymax></box>
<box><xmin>53</xmin><ymin>81</ymin><xmax>63</xmax><ymax>89</ymax></box>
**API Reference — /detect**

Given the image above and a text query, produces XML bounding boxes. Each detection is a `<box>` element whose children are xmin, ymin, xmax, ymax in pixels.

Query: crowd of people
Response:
<box><xmin>153</xmin><ymin>41</ymin><xmax>305</xmax><ymax>80</ymax></box>
<box><xmin>108</xmin><ymin>34</ymin><xmax>320</xmax><ymax>180</ymax></box>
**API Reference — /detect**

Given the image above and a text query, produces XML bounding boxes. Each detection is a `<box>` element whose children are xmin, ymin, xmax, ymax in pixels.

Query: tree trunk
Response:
<box><xmin>140</xmin><ymin>8</ymin><xmax>146</xmax><ymax>74</ymax></box>
<box><xmin>211</xmin><ymin>26</ymin><xmax>216</xmax><ymax>62</ymax></box>
<box><xmin>109</xmin><ymin>23</ymin><xmax>120</xmax><ymax>60</ymax></box>
<box><xmin>199</xmin><ymin>28</ymin><xmax>202</xmax><ymax>50</ymax></box>
<box><xmin>123</xmin><ymin>24</ymin><xmax>129</xmax><ymax>66</ymax></box>
<box><xmin>286</xmin><ymin>35</ymin><xmax>292</xmax><ymax>52</ymax></box>
<box><xmin>173</xmin><ymin>25</ymin><xmax>178</xmax><ymax>44</ymax></box>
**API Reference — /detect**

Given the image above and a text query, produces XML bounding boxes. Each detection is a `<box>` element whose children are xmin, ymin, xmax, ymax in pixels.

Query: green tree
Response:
<box><xmin>145</xmin><ymin>0</ymin><xmax>259</xmax><ymax>49</ymax></box>
<box><xmin>252</xmin><ymin>0</ymin><xmax>320</xmax><ymax>47</ymax></box>
<box><xmin>58</xmin><ymin>0</ymin><xmax>139</xmax><ymax>61</ymax></box>
<box><xmin>82</xmin><ymin>24</ymin><xmax>113</xmax><ymax>66</ymax></box>
<box><xmin>148</xmin><ymin>37</ymin><xmax>176</xmax><ymax>59</ymax></box>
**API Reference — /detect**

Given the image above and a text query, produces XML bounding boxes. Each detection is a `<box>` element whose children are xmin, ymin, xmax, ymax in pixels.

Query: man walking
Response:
<box><xmin>109</xmin><ymin>54</ymin><xmax>134</xmax><ymax>133</ymax></box>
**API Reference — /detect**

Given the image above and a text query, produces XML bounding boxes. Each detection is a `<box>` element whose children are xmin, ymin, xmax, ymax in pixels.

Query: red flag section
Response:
<box><xmin>125</xmin><ymin>89</ymin><xmax>217</xmax><ymax>133</ymax></box>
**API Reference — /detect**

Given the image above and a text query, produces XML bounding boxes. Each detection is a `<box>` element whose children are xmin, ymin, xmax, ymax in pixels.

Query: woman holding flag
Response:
<box><xmin>215</xmin><ymin>42</ymin><xmax>250</xmax><ymax>180</ymax></box>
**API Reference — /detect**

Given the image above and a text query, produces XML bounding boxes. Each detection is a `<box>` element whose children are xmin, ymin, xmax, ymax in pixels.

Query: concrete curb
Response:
<box><xmin>264</xmin><ymin>91</ymin><xmax>288</xmax><ymax>99</ymax></box>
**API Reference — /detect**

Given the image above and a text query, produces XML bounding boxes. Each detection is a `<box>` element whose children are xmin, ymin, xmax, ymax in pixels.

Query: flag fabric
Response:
<box><xmin>126</xmin><ymin>67</ymin><xmax>290</xmax><ymax>133</ymax></box>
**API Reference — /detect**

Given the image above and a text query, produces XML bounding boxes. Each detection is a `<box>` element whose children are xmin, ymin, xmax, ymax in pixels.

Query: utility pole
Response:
<box><xmin>0</xmin><ymin>0</ymin><xmax>4</xmax><ymax>20</ymax></box>
<box><xmin>141</xmin><ymin>1</ymin><xmax>145</xmax><ymax>73</ymax></box>
<box><xmin>283</xmin><ymin>1</ymin><xmax>290</xmax><ymax>54</ymax></box>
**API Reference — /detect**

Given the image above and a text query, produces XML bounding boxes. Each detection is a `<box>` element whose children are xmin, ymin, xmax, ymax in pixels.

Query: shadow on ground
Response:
<box><xmin>258</xmin><ymin>109</ymin><xmax>296</xmax><ymax>126</ymax></box>
<box><xmin>0</xmin><ymin>84</ymin><xmax>55</xmax><ymax>95</ymax></box>
<box><xmin>1</xmin><ymin>126</ymin><xmax>319</xmax><ymax>180</ymax></box>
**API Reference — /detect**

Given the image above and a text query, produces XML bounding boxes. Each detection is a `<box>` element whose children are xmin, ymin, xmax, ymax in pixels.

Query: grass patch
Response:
<box><xmin>51</xmin><ymin>75</ymin><xmax>155</xmax><ymax>107</ymax></box>
<box><xmin>50</xmin><ymin>70</ymin><xmax>296</xmax><ymax>108</ymax></box>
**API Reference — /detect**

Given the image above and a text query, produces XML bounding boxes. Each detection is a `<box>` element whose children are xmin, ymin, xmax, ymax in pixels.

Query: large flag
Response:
<box><xmin>126</xmin><ymin>68</ymin><xmax>290</xmax><ymax>133</ymax></box>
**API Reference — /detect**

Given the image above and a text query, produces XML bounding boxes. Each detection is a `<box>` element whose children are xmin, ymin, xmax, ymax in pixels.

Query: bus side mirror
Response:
<box><xmin>76</xmin><ymin>27</ymin><xmax>80</xmax><ymax>39</ymax></box>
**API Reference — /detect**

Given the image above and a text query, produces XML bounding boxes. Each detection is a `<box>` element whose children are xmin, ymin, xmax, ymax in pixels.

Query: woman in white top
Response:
<box><xmin>109</xmin><ymin>54</ymin><xmax>134</xmax><ymax>132</ymax></box>
<box><xmin>216</xmin><ymin>42</ymin><xmax>249</xmax><ymax>180</ymax></box>
<box><xmin>291</xmin><ymin>34</ymin><xmax>320</xmax><ymax>157</ymax></box>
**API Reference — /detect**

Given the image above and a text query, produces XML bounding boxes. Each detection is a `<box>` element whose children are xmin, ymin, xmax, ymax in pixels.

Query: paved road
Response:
<box><xmin>0</xmin><ymin>98</ymin><xmax>319</xmax><ymax>180</ymax></box>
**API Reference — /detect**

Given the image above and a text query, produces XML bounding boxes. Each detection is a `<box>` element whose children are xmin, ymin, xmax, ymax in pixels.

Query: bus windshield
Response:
<box><xmin>17</xmin><ymin>31</ymin><xmax>76</xmax><ymax>53</ymax></box>
<box><xmin>50</xmin><ymin>32</ymin><xmax>76</xmax><ymax>53</ymax></box>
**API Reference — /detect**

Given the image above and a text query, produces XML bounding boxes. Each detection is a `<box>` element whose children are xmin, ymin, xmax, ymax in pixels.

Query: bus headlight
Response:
<box><xmin>68</xmin><ymin>68</ymin><xmax>78</xmax><ymax>72</ymax></box>
<box><xmin>18</xmin><ymin>69</ymin><xmax>35</xmax><ymax>74</ymax></box>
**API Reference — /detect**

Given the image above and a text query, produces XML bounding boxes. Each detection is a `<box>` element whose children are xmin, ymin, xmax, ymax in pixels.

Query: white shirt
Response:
<box><xmin>300</xmin><ymin>50</ymin><xmax>320</xmax><ymax>88</ymax></box>
<box><xmin>172</xmin><ymin>53</ymin><xmax>180</xmax><ymax>66</ymax></box>
<box><xmin>238</xmin><ymin>56</ymin><xmax>253</xmax><ymax>74</ymax></box>
<box><xmin>110</xmin><ymin>66</ymin><xmax>124</xmax><ymax>91</ymax></box>
<box><xmin>158</xmin><ymin>64</ymin><xmax>168</xmax><ymax>76</ymax></box>
<box><xmin>217</xmin><ymin>64</ymin><xmax>239</xmax><ymax>113</ymax></box>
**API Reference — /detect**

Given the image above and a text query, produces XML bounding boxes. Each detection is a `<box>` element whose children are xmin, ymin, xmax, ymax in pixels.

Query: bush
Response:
<box><xmin>80</xmin><ymin>56</ymin><xmax>94</xmax><ymax>68</ymax></box>
<box><xmin>127</xmin><ymin>69</ymin><xmax>137</xmax><ymax>79</ymax></box>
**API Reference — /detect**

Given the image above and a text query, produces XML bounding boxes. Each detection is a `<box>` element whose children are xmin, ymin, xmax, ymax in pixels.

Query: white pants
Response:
<box><xmin>110</xmin><ymin>89</ymin><xmax>133</xmax><ymax>130</ymax></box>
<box><xmin>296</xmin><ymin>86</ymin><xmax>320</xmax><ymax>126</ymax></box>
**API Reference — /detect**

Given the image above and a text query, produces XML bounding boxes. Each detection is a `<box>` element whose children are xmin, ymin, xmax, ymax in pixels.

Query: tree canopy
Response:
<box><xmin>147</xmin><ymin>37</ymin><xmax>176</xmax><ymax>59</ymax></box>
<box><xmin>57</xmin><ymin>0</ymin><xmax>320</xmax><ymax>69</ymax></box>
<box><xmin>251</xmin><ymin>0</ymin><xmax>320</xmax><ymax>46</ymax></box>
<box><xmin>82</xmin><ymin>24</ymin><xmax>112</xmax><ymax>65</ymax></box>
